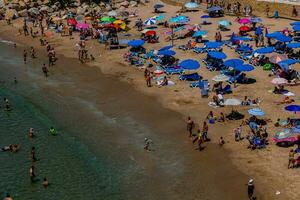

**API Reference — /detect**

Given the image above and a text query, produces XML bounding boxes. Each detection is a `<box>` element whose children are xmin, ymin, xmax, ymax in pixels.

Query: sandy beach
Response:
<box><xmin>1</xmin><ymin>0</ymin><xmax>300</xmax><ymax>199</ymax></box>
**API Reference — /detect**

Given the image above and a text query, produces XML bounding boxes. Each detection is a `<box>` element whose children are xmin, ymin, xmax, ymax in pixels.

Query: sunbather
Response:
<box><xmin>275</xmin><ymin>96</ymin><xmax>295</xmax><ymax>105</ymax></box>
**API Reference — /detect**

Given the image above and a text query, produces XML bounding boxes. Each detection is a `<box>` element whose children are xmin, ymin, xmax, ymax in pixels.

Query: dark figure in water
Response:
<box><xmin>42</xmin><ymin>177</ymin><xmax>49</xmax><ymax>188</ymax></box>
<box><xmin>4</xmin><ymin>98</ymin><xmax>11</xmax><ymax>111</ymax></box>
<box><xmin>31</xmin><ymin>147</ymin><xmax>37</xmax><ymax>162</ymax></box>
<box><xmin>29</xmin><ymin>165</ymin><xmax>36</xmax><ymax>183</ymax></box>
<box><xmin>23</xmin><ymin>50</ymin><xmax>27</xmax><ymax>64</ymax></box>
<box><xmin>42</xmin><ymin>64</ymin><xmax>49</xmax><ymax>77</ymax></box>
<box><xmin>4</xmin><ymin>193</ymin><xmax>13</xmax><ymax>200</ymax></box>
<box><xmin>14</xmin><ymin>77</ymin><xmax>17</xmax><ymax>84</ymax></box>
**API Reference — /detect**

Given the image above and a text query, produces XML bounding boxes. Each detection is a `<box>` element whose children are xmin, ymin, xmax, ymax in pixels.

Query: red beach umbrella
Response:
<box><xmin>146</xmin><ymin>30</ymin><xmax>156</xmax><ymax>36</ymax></box>
<box><xmin>239</xmin><ymin>26</ymin><xmax>250</xmax><ymax>32</ymax></box>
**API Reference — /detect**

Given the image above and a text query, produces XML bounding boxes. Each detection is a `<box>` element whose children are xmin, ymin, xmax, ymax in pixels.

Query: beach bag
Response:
<box><xmin>208</xmin><ymin>118</ymin><xmax>215</xmax><ymax>124</ymax></box>
<box><xmin>263</xmin><ymin>63</ymin><xmax>272</xmax><ymax>71</ymax></box>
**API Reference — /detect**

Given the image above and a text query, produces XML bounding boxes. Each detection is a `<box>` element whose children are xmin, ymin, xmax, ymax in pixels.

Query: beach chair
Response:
<box><xmin>179</xmin><ymin>73</ymin><xmax>202</xmax><ymax>81</ymax></box>
<box><xmin>221</xmin><ymin>84</ymin><xmax>232</xmax><ymax>94</ymax></box>
<box><xmin>193</xmin><ymin>47</ymin><xmax>206</xmax><ymax>54</ymax></box>
<box><xmin>164</xmin><ymin>66</ymin><xmax>185</xmax><ymax>75</ymax></box>
<box><xmin>200</xmin><ymin>80</ymin><xmax>209</xmax><ymax>97</ymax></box>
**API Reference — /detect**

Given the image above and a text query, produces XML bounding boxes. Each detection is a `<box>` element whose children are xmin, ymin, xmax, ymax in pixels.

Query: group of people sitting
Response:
<box><xmin>241</xmin><ymin>96</ymin><xmax>261</xmax><ymax>106</ymax></box>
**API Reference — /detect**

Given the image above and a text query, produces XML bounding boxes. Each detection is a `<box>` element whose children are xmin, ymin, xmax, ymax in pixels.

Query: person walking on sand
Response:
<box><xmin>292</xmin><ymin>6</ymin><xmax>298</xmax><ymax>17</ymax></box>
<box><xmin>247</xmin><ymin>179</ymin><xmax>255</xmax><ymax>200</ymax></box>
<box><xmin>186</xmin><ymin>116</ymin><xmax>195</xmax><ymax>137</ymax></box>
<box><xmin>193</xmin><ymin>129</ymin><xmax>204</xmax><ymax>151</ymax></box>
<box><xmin>288</xmin><ymin>149</ymin><xmax>295</xmax><ymax>169</ymax></box>
<box><xmin>219</xmin><ymin>137</ymin><xmax>225</xmax><ymax>146</ymax></box>
<box><xmin>23</xmin><ymin>50</ymin><xmax>27</xmax><ymax>64</ymax></box>
<box><xmin>265</xmin><ymin>5</ymin><xmax>270</xmax><ymax>17</ymax></box>
<box><xmin>202</xmin><ymin>121</ymin><xmax>209</xmax><ymax>141</ymax></box>
<box><xmin>42</xmin><ymin>64</ymin><xmax>49</xmax><ymax>77</ymax></box>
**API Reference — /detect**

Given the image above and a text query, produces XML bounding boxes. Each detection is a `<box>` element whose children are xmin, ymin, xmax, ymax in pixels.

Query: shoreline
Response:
<box><xmin>1</xmin><ymin>1</ymin><xmax>300</xmax><ymax>199</ymax></box>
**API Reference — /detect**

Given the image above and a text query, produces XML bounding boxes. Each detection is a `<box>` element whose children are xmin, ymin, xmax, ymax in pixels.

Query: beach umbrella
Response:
<box><xmin>270</xmin><ymin>54</ymin><xmax>288</xmax><ymax>64</ymax></box>
<box><xmin>212</xmin><ymin>74</ymin><xmax>230</xmax><ymax>82</ymax></box>
<box><xmin>108</xmin><ymin>10</ymin><xmax>118</xmax><ymax>17</ymax></box>
<box><xmin>275</xmin><ymin>35</ymin><xmax>292</xmax><ymax>43</ymax></box>
<box><xmin>208</xmin><ymin>6</ymin><xmax>222</xmax><ymax>12</ymax></box>
<box><xmin>219</xmin><ymin>20</ymin><xmax>230</xmax><ymax>27</ymax></box>
<box><xmin>254</xmin><ymin>47</ymin><xmax>274</xmax><ymax>54</ymax></box>
<box><xmin>158</xmin><ymin>50</ymin><xmax>176</xmax><ymax>56</ymax></box>
<box><xmin>128</xmin><ymin>39</ymin><xmax>145</xmax><ymax>47</ymax></box>
<box><xmin>224</xmin><ymin>98</ymin><xmax>242</xmax><ymax>106</ymax></box>
<box><xmin>159</xmin><ymin>45</ymin><xmax>173</xmax><ymax>51</ymax></box>
<box><xmin>101</xmin><ymin>16</ymin><xmax>115</xmax><ymax>23</ymax></box>
<box><xmin>76</xmin><ymin>23</ymin><xmax>89</xmax><ymax>30</ymax></box>
<box><xmin>208</xmin><ymin>51</ymin><xmax>227</xmax><ymax>59</ymax></box>
<box><xmin>271</xmin><ymin>77</ymin><xmax>288</xmax><ymax>85</ymax></box>
<box><xmin>201</xmin><ymin>15</ymin><xmax>210</xmax><ymax>19</ymax></box>
<box><xmin>169</xmin><ymin>15</ymin><xmax>189</xmax><ymax>24</ymax></box>
<box><xmin>287</xmin><ymin>42</ymin><xmax>300</xmax><ymax>48</ymax></box>
<box><xmin>155</xmin><ymin>14</ymin><xmax>165</xmax><ymax>21</ymax></box>
<box><xmin>291</xmin><ymin>21</ymin><xmax>300</xmax><ymax>26</ymax></box>
<box><xmin>154</xmin><ymin>4</ymin><xmax>164</xmax><ymax>9</ymax></box>
<box><xmin>285</xmin><ymin>105</ymin><xmax>300</xmax><ymax>112</ymax></box>
<box><xmin>278</xmin><ymin>59</ymin><xmax>299</xmax><ymax>66</ymax></box>
<box><xmin>224</xmin><ymin>59</ymin><xmax>244</xmax><ymax>67</ymax></box>
<box><xmin>250</xmin><ymin>17</ymin><xmax>262</xmax><ymax>23</ymax></box>
<box><xmin>192</xmin><ymin>25</ymin><xmax>201</xmax><ymax>31</ymax></box>
<box><xmin>185</xmin><ymin>2</ymin><xmax>199</xmax><ymax>9</ymax></box>
<box><xmin>273</xmin><ymin>129</ymin><xmax>297</xmax><ymax>143</ymax></box>
<box><xmin>248</xmin><ymin>108</ymin><xmax>265</xmax><ymax>116</ymax></box>
<box><xmin>236</xmin><ymin>46</ymin><xmax>252</xmax><ymax>52</ymax></box>
<box><xmin>234</xmin><ymin>64</ymin><xmax>254</xmax><ymax>72</ymax></box>
<box><xmin>266</xmin><ymin>32</ymin><xmax>284</xmax><ymax>38</ymax></box>
<box><xmin>239</xmin><ymin>26</ymin><xmax>250</xmax><ymax>32</ymax></box>
<box><xmin>146</xmin><ymin>30</ymin><xmax>156</xmax><ymax>36</ymax></box>
<box><xmin>239</xmin><ymin>18</ymin><xmax>251</xmax><ymax>24</ymax></box>
<box><xmin>232</xmin><ymin>36</ymin><xmax>252</xmax><ymax>41</ymax></box>
<box><xmin>113</xmin><ymin>19</ymin><xmax>124</xmax><ymax>25</ymax></box>
<box><xmin>144</xmin><ymin>18</ymin><xmax>156</xmax><ymax>26</ymax></box>
<box><xmin>192</xmin><ymin>30</ymin><xmax>208</xmax><ymax>37</ymax></box>
<box><xmin>292</xmin><ymin>25</ymin><xmax>300</xmax><ymax>32</ymax></box>
<box><xmin>179</xmin><ymin>59</ymin><xmax>200</xmax><ymax>70</ymax></box>
<box><xmin>204</xmin><ymin>41</ymin><xmax>223</xmax><ymax>49</ymax></box>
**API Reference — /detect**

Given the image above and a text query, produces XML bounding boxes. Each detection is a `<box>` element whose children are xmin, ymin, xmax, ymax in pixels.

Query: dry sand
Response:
<box><xmin>1</xmin><ymin>1</ymin><xmax>300</xmax><ymax>199</ymax></box>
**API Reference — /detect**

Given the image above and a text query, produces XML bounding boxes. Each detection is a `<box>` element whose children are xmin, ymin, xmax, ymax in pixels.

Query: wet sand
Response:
<box><xmin>0</xmin><ymin>42</ymin><xmax>254</xmax><ymax>199</ymax></box>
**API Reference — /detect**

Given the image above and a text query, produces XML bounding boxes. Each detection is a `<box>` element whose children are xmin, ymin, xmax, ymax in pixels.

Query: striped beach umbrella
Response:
<box><xmin>144</xmin><ymin>18</ymin><xmax>156</xmax><ymax>26</ymax></box>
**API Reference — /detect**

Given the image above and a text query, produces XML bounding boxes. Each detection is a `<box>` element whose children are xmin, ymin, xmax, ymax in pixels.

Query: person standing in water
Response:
<box><xmin>29</xmin><ymin>165</ymin><xmax>36</xmax><ymax>182</ymax></box>
<box><xmin>144</xmin><ymin>138</ymin><xmax>153</xmax><ymax>151</ymax></box>
<box><xmin>23</xmin><ymin>50</ymin><xmax>27</xmax><ymax>64</ymax></box>
<box><xmin>42</xmin><ymin>64</ymin><xmax>49</xmax><ymax>77</ymax></box>
<box><xmin>31</xmin><ymin>147</ymin><xmax>37</xmax><ymax>162</ymax></box>
<box><xmin>28</xmin><ymin>128</ymin><xmax>34</xmax><ymax>138</ymax></box>
<box><xmin>30</xmin><ymin>47</ymin><xmax>36</xmax><ymax>58</ymax></box>
<box><xmin>42</xmin><ymin>177</ymin><xmax>49</xmax><ymax>188</ymax></box>
<box><xmin>14</xmin><ymin>77</ymin><xmax>17</xmax><ymax>84</ymax></box>
<box><xmin>3</xmin><ymin>193</ymin><xmax>13</xmax><ymax>200</ymax></box>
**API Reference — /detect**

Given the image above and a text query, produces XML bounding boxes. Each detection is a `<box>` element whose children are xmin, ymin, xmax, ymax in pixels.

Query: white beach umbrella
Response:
<box><xmin>108</xmin><ymin>10</ymin><xmax>118</xmax><ymax>17</ymax></box>
<box><xmin>144</xmin><ymin>18</ymin><xmax>157</xmax><ymax>26</ymax></box>
<box><xmin>271</xmin><ymin>78</ymin><xmax>288</xmax><ymax>85</ymax></box>
<box><xmin>224</xmin><ymin>98</ymin><xmax>242</xmax><ymax>106</ymax></box>
<box><xmin>212</xmin><ymin>74</ymin><xmax>230</xmax><ymax>82</ymax></box>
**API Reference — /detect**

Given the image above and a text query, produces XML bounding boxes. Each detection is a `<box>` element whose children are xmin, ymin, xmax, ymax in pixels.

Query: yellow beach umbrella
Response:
<box><xmin>113</xmin><ymin>19</ymin><xmax>124</xmax><ymax>25</ymax></box>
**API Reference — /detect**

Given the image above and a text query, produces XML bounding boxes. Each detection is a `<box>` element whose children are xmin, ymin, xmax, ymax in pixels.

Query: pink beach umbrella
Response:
<box><xmin>76</xmin><ymin>23</ymin><xmax>89</xmax><ymax>30</ymax></box>
<box><xmin>271</xmin><ymin>77</ymin><xmax>288</xmax><ymax>85</ymax></box>
<box><xmin>239</xmin><ymin>18</ymin><xmax>251</xmax><ymax>24</ymax></box>
<box><xmin>269</xmin><ymin>54</ymin><xmax>288</xmax><ymax>64</ymax></box>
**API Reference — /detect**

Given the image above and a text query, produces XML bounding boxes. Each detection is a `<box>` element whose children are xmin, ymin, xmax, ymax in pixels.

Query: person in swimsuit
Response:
<box><xmin>31</xmin><ymin>147</ymin><xmax>37</xmax><ymax>162</ymax></box>
<box><xmin>42</xmin><ymin>177</ymin><xmax>49</xmax><ymax>188</ymax></box>
<box><xmin>186</xmin><ymin>116</ymin><xmax>195</xmax><ymax>137</ymax></box>
<box><xmin>4</xmin><ymin>193</ymin><xmax>13</xmax><ymax>200</ymax></box>
<box><xmin>42</xmin><ymin>64</ymin><xmax>49</xmax><ymax>77</ymax></box>
<box><xmin>29</xmin><ymin>165</ymin><xmax>36</xmax><ymax>182</ymax></box>
<box><xmin>23</xmin><ymin>50</ymin><xmax>27</xmax><ymax>64</ymax></box>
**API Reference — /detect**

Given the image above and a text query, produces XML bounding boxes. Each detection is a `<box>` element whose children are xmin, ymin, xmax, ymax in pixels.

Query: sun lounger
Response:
<box><xmin>200</xmin><ymin>80</ymin><xmax>209</xmax><ymax>97</ymax></box>
<box><xmin>164</xmin><ymin>66</ymin><xmax>185</xmax><ymax>75</ymax></box>
<box><xmin>179</xmin><ymin>73</ymin><xmax>202</xmax><ymax>81</ymax></box>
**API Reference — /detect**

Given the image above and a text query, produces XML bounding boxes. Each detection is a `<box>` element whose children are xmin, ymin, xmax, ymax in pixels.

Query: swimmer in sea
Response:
<box><xmin>31</xmin><ymin>147</ymin><xmax>37</xmax><ymax>162</ymax></box>
<box><xmin>49</xmin><ymin>127</ymin><xmax>57</xmax><ymax>136</ymax></box>
<box><xmin>4</xmin><ymin>98</ymin><xmax>11</xmax><ymax>111</ymax></box>
<box><xmin>29</xmin><ymin>165</ymin><xmax>36</xmax><ymax>183</ymax></box>
<box><xmin>28</xmin><ymin>128</ymin><xmax>34</xmax><ymax>138</ymax></box>
<box><xmin>4</xmin><ymin>193</ymin><xmax>13</xmax><ymax>200</ymax></box>
<box><xmin>42</xmin><ymin>177</ymin><xmax>49</xmax><ymax>188</ymax></box>
<box><xmin>14</xmin><ymin>77</ymin><xmax>17</xmax><ymax>84</ymax></box>
<box><xmin>23</xmin><ymin>50</ymin><xmax>27</xmax><ymax>64</ymax></box>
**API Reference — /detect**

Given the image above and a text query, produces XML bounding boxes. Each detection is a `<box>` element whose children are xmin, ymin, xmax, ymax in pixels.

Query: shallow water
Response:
<box><xmin>0</xmin><ymin>43</ymin><xmax>250</xmax><ymax>200</ymax></box>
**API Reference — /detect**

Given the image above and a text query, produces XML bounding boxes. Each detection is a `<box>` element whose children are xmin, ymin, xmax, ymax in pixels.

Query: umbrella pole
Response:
<box><xmin>171</xmin><ymin>26</ymin><xmax>174</xmax><ymax>46</ymax></box>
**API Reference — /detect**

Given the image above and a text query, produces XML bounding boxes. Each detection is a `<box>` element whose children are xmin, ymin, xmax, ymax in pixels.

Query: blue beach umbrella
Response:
<box><xmin>169</xmin><ymin>15</ymin><xmax>189</xmax><ymax>24</ymax></box>
<box><xmin>248</xmin><ymin>108</ymin><xmax>265</xmax><ymax>116</ymax></box>
<box><xmin>275</xmin><ymin>35</ymin><xmax>292</xmax><ymax>43</ymax></box>
<box><xmin>179</xmin><ymin>59</ymin><xmax>200</xmax><ymax>70</ymax></box>
<box><xmin>155</xmin><ymin>14</ymin><xmax>165</xmax><ymax>21</ymax></box>
<box><xmin>287</xmin><ymin>42</ymin><xmax>300</xmax><ymax>48</ymax></box>
<box><xmin>234</xmin><ymin>64</ymin><xmax>254</xmax><ymax>72</ymax></box>
<box><xmin>224</xmin><ymin>59</ymin><xmax>244</xmax><ymax>67</ymax></box>
<box><xmin>159</xmin><ymin>45</ymin><xmax>173</xmax><ymax>51</ymax></box>
<box><xmin>144</xmin><ymin>18</ymin><xmax>156</xmax><ymax>26</ymax></box>
<box><xmin>219</xmin><ymin>20</ymin><xmax>230</xmax><ymax>27</ymax></box>
<box><xmin>293</xmin><ymin>25</ymin><xmax>300</xmax><ymax>32</ymax></box>
<box><xmin>128</xmin><ymin>39</ymin><xmax>145</xmax><ymax>47</ymax></box>
<box><xmin>266</xmin><ymin>32</ymin><xmax>284</xmax><ymax>38</ymax></box>
<box><xmin>291</xmin><ymin>21</ymin><xmax>300</xmax><ymax>26</ymax></box>
<box><xmin>185</xmin><ymin>2</ymin><xmax>199</xmax><ymax>9</ymax></box>
<box><xmin>278</xmin><ymin>59</ymin><xmax>299</xmax><ymax>66</ymax></box>
<box><xmin>250</xmin><ymin>17</ymin><xmax>262</xmax><ymax>23</ymax></box>
<box><xmin>254</xmin><ymin>47</ymin><xmax>274</xmax><ymax>54</ymax></box>
<box><xmin>158</xmin><ymin>50</ymin><xmax>176</xmax><ymax>56</ymax></box>
<box><xmin>237</xmin><ymin>46</ymin><xmax>252</xmax><ymax>52</ymax></box>
<box><xmin>192</xmin><ymin>30</ymin><xmax>208</xmax><ymax>37</ymax></box>
<box><xmin>201</xmin><ymin>15</ymin><xmax>210</xmax><ymax>19</ymax></box>
<box><xmin>285</xmin><ymin>105</ymin><xmax>300</xmax><ymax>112</ymax></box>
<box><xmin>208</xmin><ymin>6</ymin><xmax>222</xmax><ymax>12</ymax></box>
<box><xmin>232</xmin><ymin>36</ymin><xmax>252</xmax><ymax>41</ymax></box>
<box><xmin>154</xmin><ymin>4</ymin><xmax>164</xmax><ymax>9</ymax></box>
<box><xmin>208</xmin><ymin>51</ymin><xmax>227</xmax><ymax>59</ymax></box>
<box><xmin>204</xmin><ymin>41</ymin><xmax>223</xmax><ymax>49</ymax></box>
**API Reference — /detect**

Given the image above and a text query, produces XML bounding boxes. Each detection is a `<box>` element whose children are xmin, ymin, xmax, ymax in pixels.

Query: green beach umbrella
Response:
<box><xmin>100</xmin><ymin>16</ymin><xmax>115</xmax><ymax>22</ymax></box>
